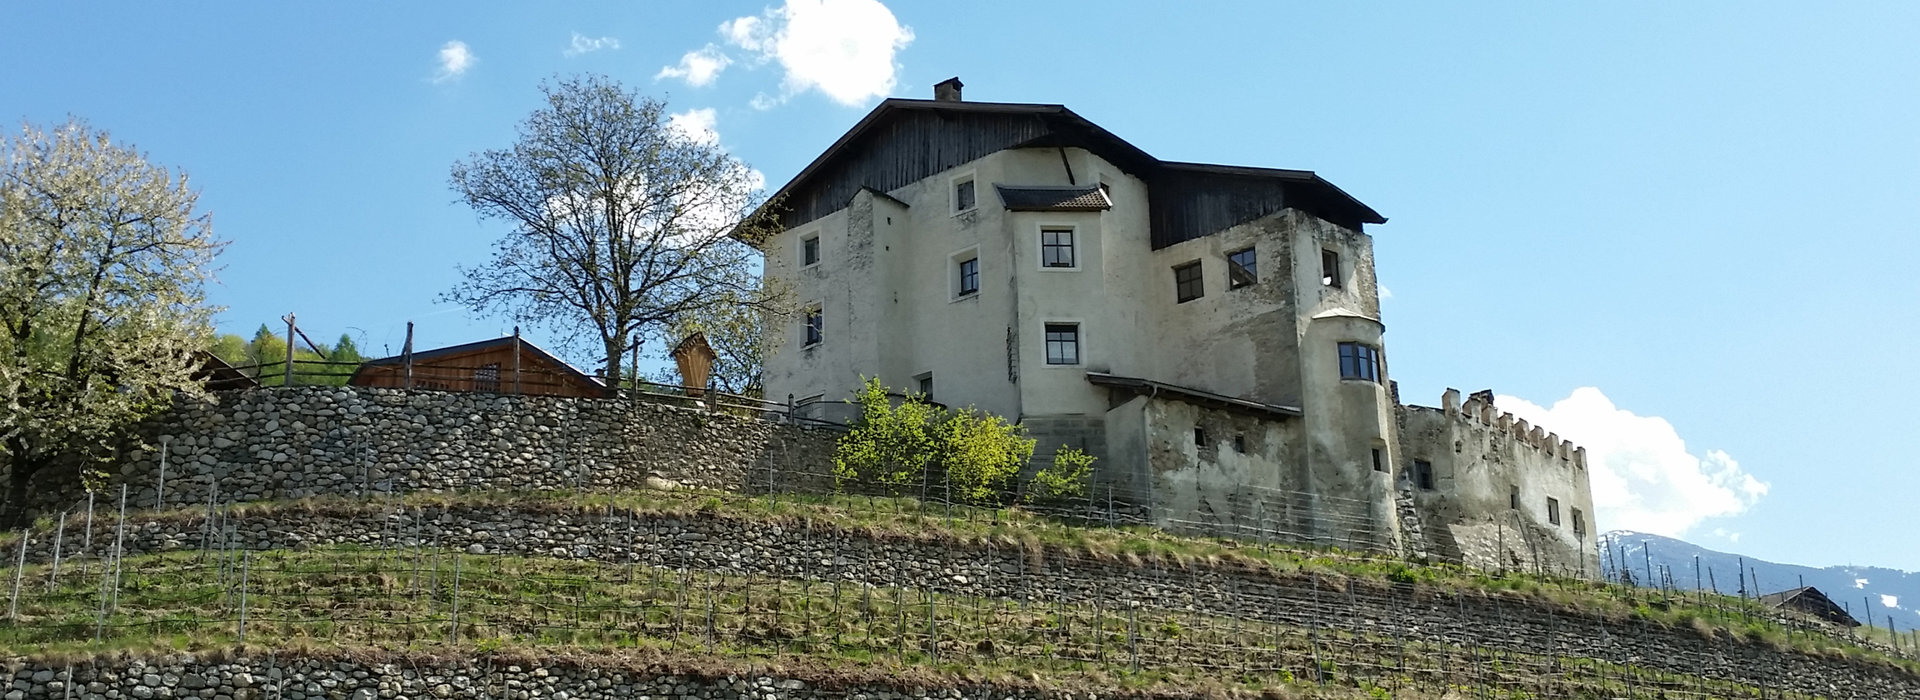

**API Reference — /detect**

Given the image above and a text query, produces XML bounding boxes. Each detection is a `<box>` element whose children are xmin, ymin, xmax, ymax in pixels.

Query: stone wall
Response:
<box><xmin>15</xmin><ymin>387</ymin><xmax>841</xmax><ymax>516</ymax></box>
<box><xmin>14</xmin><ymin>501</ymin><xmax>1915</xmax><ymax>699</ymax></box>
<box><xmin>0</xmin><ymin>653</ymin><xmax>1055</xmax><ymax>700</ymax></box>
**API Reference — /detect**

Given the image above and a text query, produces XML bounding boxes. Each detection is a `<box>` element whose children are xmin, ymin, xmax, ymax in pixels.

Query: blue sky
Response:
<box><xmin>4</xmin><ymin>2</ymin><xmax>1916</xmax><ymax>572</ymax></box>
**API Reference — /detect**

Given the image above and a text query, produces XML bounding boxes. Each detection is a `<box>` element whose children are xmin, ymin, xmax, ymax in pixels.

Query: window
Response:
<box><xmin>1509</xmin><ymin>485</ymin><xmax>1520</xmax><ymax>510</ymax></box>
<box><xmin>1041</xmin><ymin>228</ymin><xmax>1076</xmax><ymax>268</ymax></box>
<box><xmin>1194</xmin><ymin>427</ymin><xmax>1209</xmax><ymax>448</ymax></box>
<box><xmin>801</xmin><ymin>235</ymin><xmax>820</xmax><ymax>267</ymax></box>
<box><xmin>1337</xmin><ymin>342</ymin><xmax>1381</xmax><ymax>382</ymax></box>
<box><xmin>1321</xmin><ymin>249</ymin><xmax>1342</xmax><ymax>288</ymax></box>
<box><xmin>1547</xmin><ymin>497</ymin><xmax>1562</xmax><ymax>526</ymax></box>
<box><xmin>1234</xmin><ymin>435</ymin><xmax>1247</xmax><ymax>453</ymax></box>
<box><xmin>1044</xmin><ymin>323</ymin><xmax>1079</xmax><ymax>365</ymax></box>
<box><xmin>916</xmin><ymin>373</ymin><xmax>934</xmax><ymax>400</ymax></box>
<box><xmin>804</xmin><ymin>307</ymin><xmax>823</xmax><ymax>347</ymax></box>
<box><xmin>1173</xmin><ymin>261</ymin><xmax>1204</xmax><ymax>303</ymax></box>
<box><xmin>957</xmin><ymin>257</ymin><xmax>979</xmax><ymax>297</ymax></box>
<box><xmin>1227</xmin><ymin>247</ymin><xmax>1257</xmax><ymax>288</ymax></box>
<box><xmin>1413</xmin><ymin>459</ymin><xmax>1435</xmax><ymax>490</ymax></box>
<box><xmin>954</xmin><ymin>178</ymin><xmax>976</xmax><ymax>213</ymax></box>
<box><xmin>473</xmin><ymin>363</ymin><xmax>501</xmax><ymax>393</ymax></box>
<box><xmin>1371</xmin><ymin>448</ymin><xmax>1384</xmax><ymax>472</ymax></box>
<box><xmin>1572</xmin><ymin>508</ymin><xmax>1586</xmax><ymax>537</ymax></box>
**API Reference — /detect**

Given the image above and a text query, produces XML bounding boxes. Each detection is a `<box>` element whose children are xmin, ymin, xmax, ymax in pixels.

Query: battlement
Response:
<box><xmin>1440</xmin><ymin>388</ymin><xmax>1586</xmax><ymax>471</ymax></box>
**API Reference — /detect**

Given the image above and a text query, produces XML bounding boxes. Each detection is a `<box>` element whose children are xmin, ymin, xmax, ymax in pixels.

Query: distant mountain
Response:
<box><xmin>1599</xmin><ymin>530</ymin><xmax>1920</xmax><ymax>630</ymax></box>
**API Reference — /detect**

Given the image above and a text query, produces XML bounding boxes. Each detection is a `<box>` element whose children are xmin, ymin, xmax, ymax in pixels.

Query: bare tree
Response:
<box><xmin>0</xmin><ymin>119</ymin><xmax>223</xmax><ymax>524</ymax></box>
<box><xmin>445</xmin><ymin>75</ymin><xmax>783</xmax><ymax>390</ymax></box>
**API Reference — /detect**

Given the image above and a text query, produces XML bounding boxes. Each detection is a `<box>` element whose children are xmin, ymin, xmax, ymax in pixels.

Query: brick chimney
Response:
<box><xmin>934</xmin><ymin>77</ymin><xmax>963</xmax><ymax>102</ymax></box>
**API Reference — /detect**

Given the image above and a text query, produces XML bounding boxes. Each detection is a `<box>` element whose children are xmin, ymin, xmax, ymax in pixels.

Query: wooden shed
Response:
<box><xmin>349</xmin><ymin>337</ymin><xmax>605</xmax><ymax>398</ymax></box>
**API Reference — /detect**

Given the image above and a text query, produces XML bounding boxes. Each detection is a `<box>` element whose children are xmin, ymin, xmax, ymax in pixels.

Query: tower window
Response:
<box><xmin>1194</xmin><ymin>427</ymin><xmax>1209</xmax><ymax>448</ymax></box>
<box><xmin>1041</xmin><ymin>228</ymin><xmax>1076</xmax><ymax>268</ymax></box>
<box><xmin>801</xmin><ymin>235</ymin><xmax>820</xmax><ymax>266</ymax></box>
<box><xmin>916</xmin><ymin>372</ymin><xmax>933</xmax><ymax>400</ymax></box>
<box><xmin>1509</xmin><ymin>485</ymin><xmax>1520</xmax><ymax>510</ymax></box>
<box><xmin>957</xmin><ymin>257</ymin><xmax>979</xmax><ymax>296</ymax></box>
<box><xmin>804</xmin><ymin>307</ymin><xmax>823</xmax><ymax>347</ymax></box>
<box><xmin>1044</xmin><ymin>323</ymin><xmax>1080</xmax><ymax>365</ymax></box>
<box><xmin>1234</xmin><ymin>435</ymin><xmax>1247</xmax><ymax>453</ymax></box>
<box><xmin>954</xmin><ymin>178</ymin><xmax>976</xmax><ymax>213</ymax></box>
<box><xmin>1174</xmin><ymin>261</ymin><xmax>1204</xmax><ymax>303</ymax></box>
<box><xmin>1547</xmin><ymin>497</ymin><xmax>1562</xmax><ymax>526</ymax></box>
<box><xmin>1321</xmin><ymin>249</ymin><xmax>1342</xmax><ymax>288</ymax></box>
<box><xmin>1227</xmin><ymin>247</ymin><xmax>1257</xmax><ymax>288</ymax></box>
<box><xmin>1572</xmin><ymin>508</ymin><xmax>1586</xmax><ymax>536</ymax></box>
<box><xmin>1370</xmin><ymin>448</ymin><xmax>1384</xmax><ymax>472</ymax></box>
<box><xmin>1337</xmin><ymin>342</ymin><xmax>1381</xmax><ymax>382</ymax></box>
<box><xmin>1414</xmin><ymin>459</ymin><xmax>1435</xmax><ymax>490</ymax></box>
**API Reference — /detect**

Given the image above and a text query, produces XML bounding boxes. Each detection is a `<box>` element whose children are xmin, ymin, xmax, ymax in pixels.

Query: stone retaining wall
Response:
<box><xmin>0</xmin><ymin>653</ymin><xmax>1049</xmax><ymax>700</ymax></box>
<box><xmin>15</xmin><ymin>502</ymin><xmax>1915</xmax><ymax>699</ymax></box>
<box><xmin>17</xmin><ymin>387</ymin><xmax>839</xmax><ymax>515</ymax></box>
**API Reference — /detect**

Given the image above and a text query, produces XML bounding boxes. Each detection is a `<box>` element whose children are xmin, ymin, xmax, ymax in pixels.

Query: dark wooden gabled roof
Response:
<box><xmin>349</xmin><ymin>336</ymin><xmax>605</xmax><ymax>388</ymax></box>
<box><xmin>751</xmin><ymin>97</ymin><xmax>1386</xmax><ymax>249</ymax></box>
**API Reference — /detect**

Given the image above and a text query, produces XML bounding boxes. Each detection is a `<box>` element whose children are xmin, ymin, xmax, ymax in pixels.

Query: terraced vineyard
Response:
<box><xmin>4</xmin><ymin>485</ymin><xmax>1917</xmax><ymax>699</ymax></box>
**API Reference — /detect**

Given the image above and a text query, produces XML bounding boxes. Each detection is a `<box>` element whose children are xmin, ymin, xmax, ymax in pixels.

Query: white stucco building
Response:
<box><xmin>756</xmin><ymin>79</ymin><xmax>1597</xmax><ymax>577</ymax></box>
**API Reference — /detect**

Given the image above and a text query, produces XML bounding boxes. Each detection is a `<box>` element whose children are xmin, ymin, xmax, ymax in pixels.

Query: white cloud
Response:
<box><xmin>434</xmin><ymin>41</ymin><xmax>476</xmax><ymax>83</ymax></box>
<box><xmin>1885</xmin><ymin>594</ymin><xmax>1902</xmax><ymax>610</ymax></box>
<box><xmin>1709</xmin><ymin>527</ymin><xmax>1742</xmax><ymax>544</ymax></box>
<box><xmin>656</xmin><ymin>45</ymin><xmax>734</xmax><ymax>87</ymax></box>
<box><xmin>668</xmin><ymin>108</ymin><xmax>720</xmax><ymax>146</ymax></box>
<box><xmin>1378</xmin><ymin>285</ymin><xmax>1393</xmax><ymax>300</ymax></box>
<box><xmin>565</xmin><ymin>33</ymin><xmax>621</xmax><ymax>57</ymax></box>
<box><xmin>714</xmin><ymin>0</ymin><xmax>914</xmax><ymax>106</ymax></box>
<box><xmin>1857</xmin><ymin>578</ymin><xmax>1871</xmax><ymax>589</ymax></box>
<box><xmin>1497</xmin><ymin>387</ymin><xmax>1769</xmax><ymax>539</ymax></box>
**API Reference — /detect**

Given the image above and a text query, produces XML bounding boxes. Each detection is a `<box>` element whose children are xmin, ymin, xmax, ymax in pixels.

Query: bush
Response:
<box><xmin>832</xmin><ymin>378</ymin><xmax>942</xmax><ymax>493</ymax></box>
<box><xmin>936</xmin><ymin>407</ymin><xmax>1033</xmax><ymax>503</ymax></box>
<box><xmin>1027</xmin><ymin>446</ymin><xmax>1095</xmax><ymax>503</ymax></box>
<box><xmin>832</xmin><ymin>378</ymin><xmax>1036</xmax><ymax>504</ymax></box>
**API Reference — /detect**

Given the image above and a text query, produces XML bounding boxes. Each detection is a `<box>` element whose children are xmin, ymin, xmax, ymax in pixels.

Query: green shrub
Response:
<box><xmin>833</xmin><ymin>378</ymin><xmax>941</xmax><ymax>493</ymax></box>
<box><xmin>936</xmin><ymin>407</ymin><xmax>1033</xmax><ymax>503</ymax></box>
<box><xmin>833</xmin><ymin>378</ymin><xmax>1036</xmax><ymax>504</ymax></box>
<box><xmin>1027</xmin><ymin>446</ymin><xmax>1095</xmax><ymax>503</ymax></box>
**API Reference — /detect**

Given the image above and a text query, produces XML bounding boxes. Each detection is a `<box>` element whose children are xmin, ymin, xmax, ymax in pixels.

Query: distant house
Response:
<box><xmin>348</xmin><ymin>337</ymin><xmax>605</xmax><ymax>398</ymax></box>
<box><xmin>1758</xmin><ymin>587</ymin><xmax>1860</xmax><ymax>628</ymax></box>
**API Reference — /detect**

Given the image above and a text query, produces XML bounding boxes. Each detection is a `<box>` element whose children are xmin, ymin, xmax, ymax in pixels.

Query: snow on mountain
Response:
<box><xmin>1599</xmin><ymin>530</ymin><xmax>1920</xmax><ymax>630</ymax></box>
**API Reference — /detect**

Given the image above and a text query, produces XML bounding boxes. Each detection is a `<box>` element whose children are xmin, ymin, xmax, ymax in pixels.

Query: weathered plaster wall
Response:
<box><xmin>1398</xmin><ymin>390</ymin><xmax>1598</xmax><ymax>578</ymax></box>
<box><xmin>12</xmin><ymin>387</ymin><xmax>839</xmax><ymax>516</ymax></box>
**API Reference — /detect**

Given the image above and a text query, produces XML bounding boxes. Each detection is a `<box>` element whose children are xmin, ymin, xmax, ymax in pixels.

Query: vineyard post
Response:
<box><xmin>48</xmin><ymin>511</ymin><xmax>65</xmax><ymax>591</ymax></box>
<box><xmin>7</xmin><ymin>531</ymin><xmax>26</xmax><ymax>620</ymax></box>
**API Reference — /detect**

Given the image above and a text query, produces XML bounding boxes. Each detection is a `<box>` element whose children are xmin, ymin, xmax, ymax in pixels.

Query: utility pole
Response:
<box><xmin>281</xmin><ymin>313</ymin><xmax>296</xmax><ymax>387</ymax></box>
<box><xmin>402</xmin><ymin>322</ymin><xmax>415</xmax><ymax>389</ymax></box>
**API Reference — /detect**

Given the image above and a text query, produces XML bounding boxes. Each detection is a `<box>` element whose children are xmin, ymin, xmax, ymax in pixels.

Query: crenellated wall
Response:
<box><xmin>1397</xmin><ymin>388</ymin><xmax>1598</xmax><ymax>578</ymax></box>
